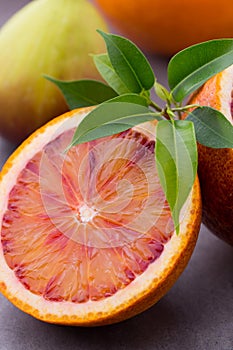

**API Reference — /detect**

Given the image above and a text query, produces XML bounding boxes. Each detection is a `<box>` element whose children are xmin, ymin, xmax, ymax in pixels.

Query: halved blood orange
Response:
<box><xmin>0</xmin><ymin>107</ymin><xmax>201</xmax><ymax>326</ymax></box>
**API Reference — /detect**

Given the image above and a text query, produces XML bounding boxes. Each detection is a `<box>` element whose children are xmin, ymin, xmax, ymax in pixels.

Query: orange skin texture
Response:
<box><xmin>188</xmin><ymin>74</ymin><xmax>233</xmax><ymax>246</ymax></box>
<box><xmin>0</xmin><ymin>108</ymin><xmax>202</xmax><ymax>326</ymax></box>
<box><xmin>94</xmin><ymin>0</ymin><xmax>233</xmax><ymax>55</ymax></box>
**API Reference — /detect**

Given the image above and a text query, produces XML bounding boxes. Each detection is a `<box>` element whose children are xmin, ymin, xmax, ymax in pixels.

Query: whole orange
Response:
<box><xmin>187</xmin><ymin>66</ymin><xmax>233</xmax><ymax>246</ymax></box>
<box><xmin>94</xmin><ymin>0</ymin><xmax>233</xmax><ymax>56</ymax></box>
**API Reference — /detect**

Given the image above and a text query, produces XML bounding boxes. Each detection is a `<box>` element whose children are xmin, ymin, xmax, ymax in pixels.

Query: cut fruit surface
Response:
<box><xmin>188</xmin><ymin>65</ymin><xmax>233</xmax><ymax>246</ymax></box>
<box><xmin>0</xmin><ymin>107</ymin><xmax>201</xmax><ymax>325</ymax></box>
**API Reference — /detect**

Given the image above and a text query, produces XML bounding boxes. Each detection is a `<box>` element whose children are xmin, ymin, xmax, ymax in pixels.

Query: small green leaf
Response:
<box><xmin>168</xmin><ymin>39</ymin><xmax>233</xmax><ymax>102</ymax></box>
<box><xmin>97</xmin><ymin>30</ymin><xmax>155</xmax><ymax>93</ymax></box>
<box><xmin>106</xmin><ymin>93</ymin><xmax>148</xmax><ymax>106</ymax></box>
<box><xmin>70</xmin><ymin>102</ymin><xmax>161</xmax><ymax>147</ymax></box>
<box><xmin>93</xmin><ymin>53</ymin><xmax>130</xmax><ymax>95</ymax></box>
<box><xmin>154</xmin><ymin>81</ymin><xmax>171</xmax><ymax>103</ymax></box>
<box><xmin>44</xmin><ymin>75</ymin><xmax>117</xmax><ymax>109</ymax></box>
<box><xmin>155</xmin><ymin>120</ymin><xmax>197</xmax><ymax>233</ymax></box>
<box><xmin>186</xmin><ymin>106</ymin><xmax>233</xmax><ymax>148</ymax></box>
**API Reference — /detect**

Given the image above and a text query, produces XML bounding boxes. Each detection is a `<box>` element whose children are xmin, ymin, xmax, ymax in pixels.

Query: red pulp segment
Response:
<box><xmin>1</xmin><ymin>127</ymin><xmax>174</xmax><ymax>303</ymax></box>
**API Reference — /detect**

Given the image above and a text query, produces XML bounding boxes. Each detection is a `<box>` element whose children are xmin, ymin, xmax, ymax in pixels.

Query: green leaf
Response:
<box><xmin>70</xmin><ymin>102</ymin><xmax>161</xmax><ymax>147</ymax></box>
<box><xmin>155</xmin><ymin>120</ymin><xmax>197</xmax><ymax>233</ymax></box>
<box><xmin>44</xmin><ymin>75</ymin><xmax>117</xmax><ymax>109</ymax></box>
<box><xmin>93</xmin><ymin>53</ymin><xmax>130</xmax><ymax>95</ymax></box>
<box><xmin>186</xmin><ymin>106</ymin><xmax>233</xmax><ymax>148</ymax></box>
<box><xmin>97</xmin><ymin>30</ymin><xmax>155</xmax><ymax>93</ymax></box>
<box><xmin>168</xmin><ymin>39</ymin><xmax>233</xmax><ymax>102</ymax></box>
<box><xmin>106</xmin><ymin>93</ymin><xmax>148</xmax><ymax>106</ymax></box>
<box><xmin>154</xmin><ymin>81</ymin><xmax>171</xmax><ymax>103</ymax></box>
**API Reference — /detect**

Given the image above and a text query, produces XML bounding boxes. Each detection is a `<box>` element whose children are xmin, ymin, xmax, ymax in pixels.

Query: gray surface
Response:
<box><xmin>0</xmin><ymin>1</ymin><xmax>232</xmax><ymax>350</ymax></box>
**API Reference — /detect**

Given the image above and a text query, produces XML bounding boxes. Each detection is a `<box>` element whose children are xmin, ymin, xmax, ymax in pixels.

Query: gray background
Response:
<box><xmin>0</xmin><ymin>1</ymin><xmax>232</xmax><ymax>349</ymax></box>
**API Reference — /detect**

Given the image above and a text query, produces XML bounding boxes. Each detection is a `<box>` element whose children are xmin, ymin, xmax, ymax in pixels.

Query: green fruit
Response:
<box><xmin>0</xmin><ymin>0</ymin><xmax>108</xmax><ymax>143</ymax></box>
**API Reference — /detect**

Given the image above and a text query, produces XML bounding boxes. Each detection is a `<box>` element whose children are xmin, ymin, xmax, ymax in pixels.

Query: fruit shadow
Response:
<box><xmin>0</xmin><ymin>137</ymin><xmax>16</xmax><ymax>170</ymax></box>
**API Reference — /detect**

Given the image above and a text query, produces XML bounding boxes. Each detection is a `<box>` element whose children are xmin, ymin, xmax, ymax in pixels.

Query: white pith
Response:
<box><xmin>79</xmin><ymin>204</ymin><xmax>97</xmax><ymax>223</ymax></box>
<box><xmin>0</xmin><ymin>108</ymin><xmax>195</xmax><ymax>321</ymax></box>
<box><xmin>219</xmin><ymin>65</ymin><xmax>233</xmax><ymax>124</ymax></box>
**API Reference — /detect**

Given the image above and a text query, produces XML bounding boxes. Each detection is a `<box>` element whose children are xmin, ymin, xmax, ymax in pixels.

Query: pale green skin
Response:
<box><xmin>0</xmin><ymin>0</ymin><xmax>108</xmax><ymax>142</ymax></box>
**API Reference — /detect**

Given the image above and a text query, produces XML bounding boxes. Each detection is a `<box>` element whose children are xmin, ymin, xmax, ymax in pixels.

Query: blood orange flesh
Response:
<box><xmin>0</xmin><ymin>108</ymin><xmax>201</xmax><ymax>325</ymax></box>
<box><xmin>1</xmin><ymin>127</ymin><xmax>173</xmax><ymax>304</ymax></box>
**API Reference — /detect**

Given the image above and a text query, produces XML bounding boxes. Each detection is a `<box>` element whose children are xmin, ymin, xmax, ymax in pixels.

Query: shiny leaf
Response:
<box><xmin>187</xmin><ymin>106</ymin><xmax>233</xmax><ymax>148</ymax></box>
<box><xmin>45</xmin><ymin>76</ymin><xmax>117</xmax><ymax>109</ymax></box>
<box><xmin>168</xmin><ymin>39</ymin><xmax>233</xmax><ymax>102</ymax></box>
<box><xmin>155</xmin><ymin>120</ymin><xmax>197</xmax><ymax>233</ymax></box>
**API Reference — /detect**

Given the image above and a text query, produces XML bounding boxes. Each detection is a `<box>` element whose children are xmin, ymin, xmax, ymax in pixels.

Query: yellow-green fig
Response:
<box><xmin>0</xmin><ymin>0</ymin><xmax>108</xmax><ymax>143</ymax></box>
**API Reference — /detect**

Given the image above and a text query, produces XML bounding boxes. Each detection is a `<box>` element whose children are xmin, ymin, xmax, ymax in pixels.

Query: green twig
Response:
<box><xmin>171</xmin><ymin>104</ymin><xmax>200</xmax><ymax>112</ymax></box>
<box><xmin>149</xmin><ymin>100</ymin><xmax>163</xmax><ymax>112</ymax></box>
